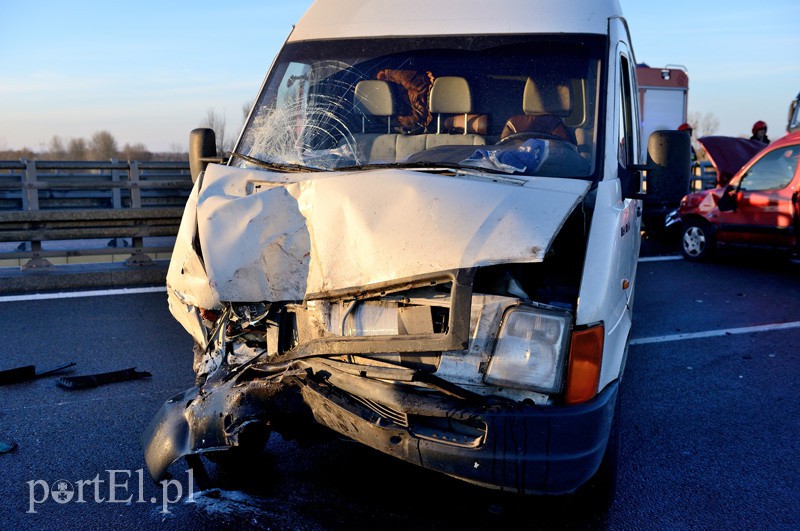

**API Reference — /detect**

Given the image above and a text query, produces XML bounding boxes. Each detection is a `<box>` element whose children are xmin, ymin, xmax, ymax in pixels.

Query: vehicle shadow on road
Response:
<box><xmin>180</xmin><ymin>436</ymin><xmax>613</xmax><ymax>530</ymax></box>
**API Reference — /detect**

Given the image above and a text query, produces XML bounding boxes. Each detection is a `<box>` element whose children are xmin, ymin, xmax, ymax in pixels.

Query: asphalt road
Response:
<box><xmin>1</xmin><ymin>247</ymin><xmax>798</xmax><ymax>530</ymax></box>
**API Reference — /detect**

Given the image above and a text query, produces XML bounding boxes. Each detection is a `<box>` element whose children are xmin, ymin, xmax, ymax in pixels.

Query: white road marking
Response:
<box><xmin>638</xmin><ymin>255</ymin><xmax>683</xmax><ymax>262</ymax></box>
<box><xmin>4</xmin><ymin>388</ymin><xmax>187</xmax><ymax>413</ymax></box>
<box><xmin>631</xmin><ymin>320</ymin><xmax>800</xmax><ymax>345</ymax></box>
<box><xmin>0</xmin><ymin>286</ymin><xmax>166</xmax><ymax>303</ymax></box>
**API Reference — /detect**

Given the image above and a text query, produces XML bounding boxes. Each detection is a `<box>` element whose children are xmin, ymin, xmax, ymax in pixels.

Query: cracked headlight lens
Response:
<box><xmin>484</xmin><ymin>306</ymin><xmax>570</xmax><ymax>393</ymax></box>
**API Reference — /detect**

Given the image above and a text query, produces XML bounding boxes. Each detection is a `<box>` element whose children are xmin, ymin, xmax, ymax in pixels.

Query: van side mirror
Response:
<box><xmin>631</xmin><ymin>130</ymin><xmax>692</xmax><ymax>202</ymax></box>
<box><xmin>189</xmin><ymin>128</ymin><xmax>223</xmax><ymax>183</ymax></box>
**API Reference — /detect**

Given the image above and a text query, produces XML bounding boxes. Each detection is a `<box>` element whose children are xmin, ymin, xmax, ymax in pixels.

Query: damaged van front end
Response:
<box><xmin>143</xmin><ymin>163</ymin><xmax>616</xmax><ymax>494</ymax></box>
<box><xmin>141</xmin><ymin>0</ymin><xmax>681</xmax><ymax>499</ymax></box>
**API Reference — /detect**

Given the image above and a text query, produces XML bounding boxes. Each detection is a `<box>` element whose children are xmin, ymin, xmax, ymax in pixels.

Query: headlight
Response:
<box><xmin>484</xmin><ymin>306</ymin><xmax>571</xmax><ymax>393</ymax></box>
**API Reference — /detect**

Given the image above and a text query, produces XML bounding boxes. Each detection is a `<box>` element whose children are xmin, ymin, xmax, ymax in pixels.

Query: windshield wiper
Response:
<box><xmin>230</xmin><ymin>153</ymin><xmax>514</xmax><ymax>176</ymax></box>
<box><xmin>334</xmin><ymin>161</ymin><xmax>508</xmax><ymax>174</ymax></box>
<box><xmin>229</xmin><ymin>151</ymin><xmax>327</xmax><ymax>173</ymax></box>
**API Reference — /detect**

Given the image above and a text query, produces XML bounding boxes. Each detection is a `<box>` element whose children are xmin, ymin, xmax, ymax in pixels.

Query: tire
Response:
<box><xmin>681</xmin><ymin>220</ymin><xmax>715</xmax><ymax>261</ymax></box>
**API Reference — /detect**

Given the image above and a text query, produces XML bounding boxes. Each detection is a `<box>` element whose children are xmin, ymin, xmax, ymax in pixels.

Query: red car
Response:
<box><xmin>673</xmin><ymin>132</ymin><xmax>800</xmax><ymax>260</ymax></box>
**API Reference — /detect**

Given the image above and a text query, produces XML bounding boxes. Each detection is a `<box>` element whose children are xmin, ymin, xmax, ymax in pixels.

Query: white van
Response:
<box><xmin>144</xmin><ymin>0</ymin><xmax>689</xmax><ymax>504</ymax></box>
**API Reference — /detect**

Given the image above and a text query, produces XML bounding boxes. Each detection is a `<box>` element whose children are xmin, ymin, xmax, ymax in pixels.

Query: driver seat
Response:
<box><xmin>500</xmin><ymin>77</ymin><xmax>576</xmax><ymax>144</ymax></box>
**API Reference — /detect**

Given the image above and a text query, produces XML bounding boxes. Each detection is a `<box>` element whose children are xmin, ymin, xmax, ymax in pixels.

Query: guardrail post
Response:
<box><xmin>126</xmin><ymin>162</ymin><xmax>151</xmax><ymax>266</ymax></box>
<box><xmin>125</xmin><ymin>237</ymin><xmax>154</xmax><ymax>267</ymax></box>
<box><xmin>108</xmin><ymin>159</ymin><xmax>127</xmax><ymax>248</ymax></box>
<box><xmin>129</xmin><ymin>161</ymin><xmax>142</xmax><ymax>209</ymax></box>
<box><xmin>22</xmin><ymin>159</ymin><xmax>39</xmax><ymax>211</ymax></box>
<box><xmin>22</xmin><ymin>241</ymin><xmax>54</xmax><ymax>269</ymax></box>
<box><xmin>20</xmin><ymin>159</ymin><xmax>53</xmax><ymax>269</ymax></box>
<box><xmin>111</xmin><ymin>159</ymin><xmax>122</xmax><ymax>209</ymax></box>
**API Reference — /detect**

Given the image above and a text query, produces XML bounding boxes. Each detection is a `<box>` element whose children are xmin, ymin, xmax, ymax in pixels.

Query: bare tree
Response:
<box><xmin>686</xmin><ymin>111</ymin><xmax>720</xmax><ymax>162</ymax></box>
<box><xmin>0</xmin><ymin>147</ymin><xmax>36</xmax><ymax>160</ymax></box>
<box><xmin>242</xmin><ymin>100</ymin><xmax>254</xmax><ymax>121</ymax></box>
<box><xmin>67</xmin><ymin>137</ymin><xmax>88</xmax><ymax>161</ymax></box>
<box><xmin>47</xmin><ymin>135</ymin><xmax>67</xmax><ymax>160</ymax></box>
<box><xmin>201</xmin><ymin>107</ymin><xmax>234</xmax><ymax>155</ymax></box>
<box><xmin>121</xmin><ymin>142</ymin><xmax>153</xmax><ymax>161</ymax></box>
<box><xmin>89</xmin><ymin>130</ymin><xmax>119</xmax><ymax>160</ymax></box>
<box><xmin>687</xmin><ymin>111</ymin><xmax>720</xmax><ymax>139</ymax></box>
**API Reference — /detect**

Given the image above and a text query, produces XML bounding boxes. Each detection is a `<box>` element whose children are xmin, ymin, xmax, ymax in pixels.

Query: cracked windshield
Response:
<box><xmin>234</xmin><ymin>35</ymin><xmax>603</xmax><ymax>178</ymax></box>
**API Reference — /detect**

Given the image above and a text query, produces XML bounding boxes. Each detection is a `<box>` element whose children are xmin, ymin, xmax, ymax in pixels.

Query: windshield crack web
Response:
<box><xmin>246</xmin><ymin>60</ymin><xmax>378</xmax><ymax>169</ymax></box>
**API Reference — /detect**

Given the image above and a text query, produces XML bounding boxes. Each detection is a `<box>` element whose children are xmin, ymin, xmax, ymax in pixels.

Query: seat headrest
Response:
<box><xmin>523</xmin><ymin>77</ymin><xmax>571</xmax><ymax>116</ymax></box>
<box><xmin>429</xmin><ymin>76</ymin><xmax>472</xmax><ymax>114</ymax></box>
<box><xmin>354</xmin><ymin>80</ymin><xmax>395</xmax><ymax>116</ymax></box>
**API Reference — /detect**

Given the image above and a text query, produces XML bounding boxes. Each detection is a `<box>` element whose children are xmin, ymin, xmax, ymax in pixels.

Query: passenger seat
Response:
<box><xmin>396</xmin><ymin>76</ymin><xmax>486</xmax><ymax>159</ymax></box>
<box><xmin>500</xmin><ymin>77</ymin><xmax>576</xmax><ymax>144</ymax></box>
<box><xmin>350</xmin><ymin>80</ymin><xmax>399</xmax><ymax>163</ymax></box>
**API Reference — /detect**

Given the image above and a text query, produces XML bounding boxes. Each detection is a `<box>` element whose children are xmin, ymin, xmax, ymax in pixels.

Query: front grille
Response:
<box><xmin>352</xmin><ymin>395</ymin><xmax>409</xmax><ymax>428</ymax></box>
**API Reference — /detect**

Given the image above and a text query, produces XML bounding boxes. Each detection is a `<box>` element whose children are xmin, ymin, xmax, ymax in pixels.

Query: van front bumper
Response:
<box><xmin>301</xmin><ymin>376</ymin><xmax>619</xmax><ymax>494</ymax></box>
<box><xmin>143</xmin><ymin>361</ymin><xmax>618</xmax><ymax>495</ymax></box>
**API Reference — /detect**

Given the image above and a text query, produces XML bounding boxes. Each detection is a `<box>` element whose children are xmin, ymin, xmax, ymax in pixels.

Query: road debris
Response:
<box><xmin>56</xmin><ymin>367</ymin><xmax>151</xmax><ymax>390</ymax></box>
<box><xmin>0</xmin><ymin>441</ymin><xmax>17</xmax><ymax>454</ymax></box>
<box><xmin>0</xmin><ymin>362</ymin><xmax>76</xmax><ymax>386</ymax></box>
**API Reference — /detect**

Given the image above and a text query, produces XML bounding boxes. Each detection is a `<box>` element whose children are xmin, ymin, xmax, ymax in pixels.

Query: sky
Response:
<box><xmin>1</xmin><ymin>0</ymin><xmax>798</xmax><ymax>153</ymax></box>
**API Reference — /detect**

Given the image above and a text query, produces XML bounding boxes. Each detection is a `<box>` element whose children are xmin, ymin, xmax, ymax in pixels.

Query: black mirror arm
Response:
<box><xmin>623</xmin><ymin>164</ymin><xmax>649</xmax><ymax>200</ymax></box>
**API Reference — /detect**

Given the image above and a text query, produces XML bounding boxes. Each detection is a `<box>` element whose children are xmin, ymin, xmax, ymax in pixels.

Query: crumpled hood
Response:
<box><xmin>698</xmin><ymin>136</ymin><xmax>766</xmax><ymax>185</ymax></box>
<box><xmin>167</xmin><ymin>164</ymin><xmax>590</xmax><ymax>312</ymax></box>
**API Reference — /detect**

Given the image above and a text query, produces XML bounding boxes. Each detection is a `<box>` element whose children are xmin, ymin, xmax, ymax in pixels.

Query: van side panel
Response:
<box><xmin>576</xmin><ymin>179</ymin><xmax>636</xmax><ymax>390</ymax></box>
<box><xmin>576</xmin><ymin>17</ymin><xmax>640</xmax><ymax>391</ymax></box>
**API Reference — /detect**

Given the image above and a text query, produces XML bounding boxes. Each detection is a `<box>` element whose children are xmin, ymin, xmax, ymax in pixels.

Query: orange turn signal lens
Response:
<box><xmin>565</xmin><ymin>324</ymin><xmax>604</xmax><ymax>404</ymax></box>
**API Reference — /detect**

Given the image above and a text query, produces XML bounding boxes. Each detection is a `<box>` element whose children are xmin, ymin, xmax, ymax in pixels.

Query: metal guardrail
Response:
<box><xmin>0</xmin><ymin>159</ymin><xmax>191</xmax><ymax>269</ymax></box>
<box><xmin>691</xmin><ymin>161</ymin><xmax>717</xmax><ymax>191</ymax></box>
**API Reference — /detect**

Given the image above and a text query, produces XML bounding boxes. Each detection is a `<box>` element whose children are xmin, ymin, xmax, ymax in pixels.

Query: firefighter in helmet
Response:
<box><xmin>750</xmin><ymin>120</ymin><xmax>770</xmax><ymax>144</ymax></box>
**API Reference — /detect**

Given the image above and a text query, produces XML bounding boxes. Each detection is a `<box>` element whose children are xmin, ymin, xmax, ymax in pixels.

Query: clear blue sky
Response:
<box><xmin>1</xmin><ymin>1</ymin><xmax>798</xmax><ymax>152</ymax></box>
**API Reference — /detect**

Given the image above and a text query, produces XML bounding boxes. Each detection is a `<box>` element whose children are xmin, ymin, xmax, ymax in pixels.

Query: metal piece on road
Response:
<box><xmin>56</xmin><ymin>367</ymin><xmax>152</xmax><ymax>390</ymax></box>
<box><xmin>0</xmin><ymin>362</ymin><xmax>76</xmax><ymax>386</ymax></box>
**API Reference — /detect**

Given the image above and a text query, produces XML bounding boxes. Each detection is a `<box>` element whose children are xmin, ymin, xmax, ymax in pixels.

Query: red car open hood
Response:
<box><xmin>698</xmin><ymin>136</ymin><xmax>766</xmax><ymax>185</ymax></box>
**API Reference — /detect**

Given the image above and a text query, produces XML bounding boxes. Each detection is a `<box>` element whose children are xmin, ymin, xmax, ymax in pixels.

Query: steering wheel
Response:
<box><xmin>497</xmin><ymin>131</ymin><xmax>573</xmax><ymax>145</ymax></box>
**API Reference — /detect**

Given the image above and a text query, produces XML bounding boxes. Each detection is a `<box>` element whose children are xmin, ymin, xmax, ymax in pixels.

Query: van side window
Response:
<box><xmin>739</xmin><ymin>147</ymin><xmax>799</xmax><ymax>191</ymax></box>
<box><xmin>617</xmin><ymin>54</ymin><xmax>635</xmax><ymax>167</ymax></box>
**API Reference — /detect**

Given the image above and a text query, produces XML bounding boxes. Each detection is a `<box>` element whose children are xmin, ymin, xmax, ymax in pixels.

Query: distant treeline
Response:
<box><xmin>0</xmin><ymin>130</ymin><xmax>188</xmax><ymax>161</ymax></box>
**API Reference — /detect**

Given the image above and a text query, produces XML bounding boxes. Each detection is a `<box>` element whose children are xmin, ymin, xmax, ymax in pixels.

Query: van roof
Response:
<box><xmin>288</xmin><ymin>0</ymin><xmax>622</xmax><ymax>43</ymax></box>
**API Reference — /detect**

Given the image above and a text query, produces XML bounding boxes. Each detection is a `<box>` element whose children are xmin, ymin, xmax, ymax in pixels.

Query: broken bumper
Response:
<box><xmin>143</xmin><ymin>361</ymin><xmax>618</xmax><ymax>494</ymax></box>
<box><xmin>300</xmin><ymin>377</ymin><xmax>619</xmax><ymax>494</ymax></box>
<box><xmin>664</xmin><ymin>208</ymin><xmax>682</xmax><ymax>229</ymax></box>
